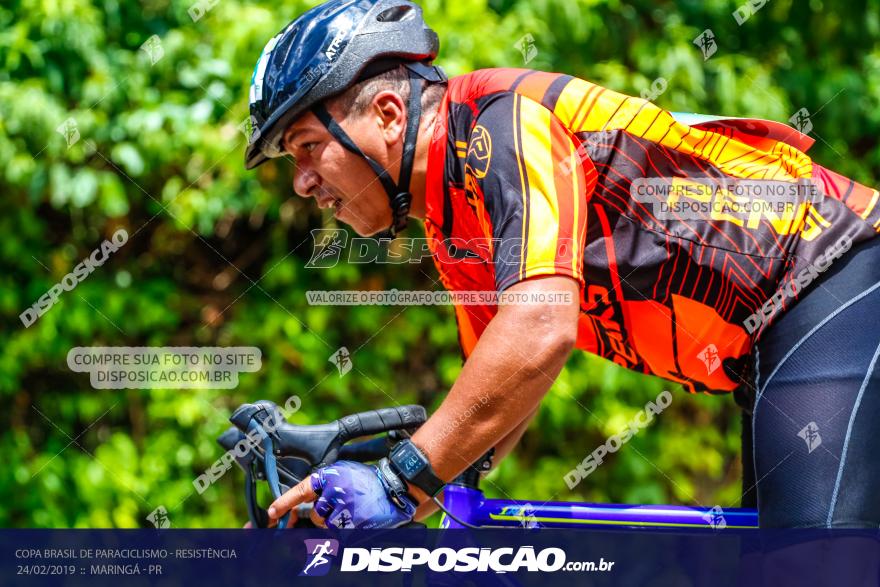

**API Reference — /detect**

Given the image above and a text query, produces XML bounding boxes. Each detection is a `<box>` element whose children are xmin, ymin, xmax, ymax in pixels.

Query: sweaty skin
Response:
<box><xmin>267</xmin><ymin>87</ymin><xmax>579</xmax><ymax>526</ymax></box>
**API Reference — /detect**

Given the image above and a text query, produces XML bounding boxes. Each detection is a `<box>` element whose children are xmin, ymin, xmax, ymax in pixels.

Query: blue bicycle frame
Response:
<box><xmin>222</xmin><ymin>401</ymin><xmax>760</xmax><ymax>530</ymax></box>
<box><xmin>439</xmin><ymin>484</ymin><xmax>759</xmax><ymax>530</ymax></box>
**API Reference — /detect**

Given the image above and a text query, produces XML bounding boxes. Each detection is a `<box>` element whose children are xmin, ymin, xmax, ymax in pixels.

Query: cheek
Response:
<box><xmin>319</xmin><ymin>143</ymin><xmax>350</xmax><ymax>176</ymax></box>
<box><xmin>324</xmin><ymin>150</ymin><xmax>371</xmax><ymax>192</ymax></box>
<box><xmin>337</xmin><ymin>170</ymin><xmax>386</xmax><ymax>210</ymax></box>
<box><xmin>358</xmin><ymin>188</ymin><xmax>390</xmax><ymax>216</ymax></box>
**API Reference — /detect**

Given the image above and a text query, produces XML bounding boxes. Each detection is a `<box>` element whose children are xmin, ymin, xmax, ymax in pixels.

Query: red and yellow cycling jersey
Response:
<box><xmin>424</xmin><ymin>68</ymin><xmax>880</xmax><ymax>394</ymax></box>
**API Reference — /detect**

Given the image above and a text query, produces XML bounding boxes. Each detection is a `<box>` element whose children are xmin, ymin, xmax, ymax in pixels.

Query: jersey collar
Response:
<box><xmin>423</xmin><ymin>87</ymin><xmax>451</xmax><ymax>233</ymax></box>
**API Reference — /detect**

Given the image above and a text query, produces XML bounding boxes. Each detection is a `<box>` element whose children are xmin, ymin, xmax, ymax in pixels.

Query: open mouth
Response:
<box><xmin>316</xmin><ymin>196</ymin><xmax>343</xmax><ymax>212</ymax></box>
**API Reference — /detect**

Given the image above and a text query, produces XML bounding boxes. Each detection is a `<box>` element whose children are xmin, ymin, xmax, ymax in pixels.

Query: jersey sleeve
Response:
<box><xmin>464</xmin><ymin>92</ymin><xmax>593</xmax><ymax>293</ymax></box>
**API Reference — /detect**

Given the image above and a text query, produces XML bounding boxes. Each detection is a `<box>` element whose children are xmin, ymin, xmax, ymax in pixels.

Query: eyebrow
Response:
<box><xmin>283</xmin><ymin>126</ymin><xmax>318</xmax><ymax>149</ymax></box>
<box><xmin>284</xmin><ymin>128</ymin><xmax>306</xmax><ymax>144</ymax></box>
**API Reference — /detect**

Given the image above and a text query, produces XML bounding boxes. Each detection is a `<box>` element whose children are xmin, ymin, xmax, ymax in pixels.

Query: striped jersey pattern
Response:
<box><xmin>423</xmin><ymin>68</ymin><xmax>880</xmax><ymax>394</ymax></box>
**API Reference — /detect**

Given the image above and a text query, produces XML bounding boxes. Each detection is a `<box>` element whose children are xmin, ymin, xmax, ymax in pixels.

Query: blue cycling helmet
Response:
<box><xmin>245</xmin><ymin>0</ymin><xmax>447</xmax><ymax>237</ymax></box>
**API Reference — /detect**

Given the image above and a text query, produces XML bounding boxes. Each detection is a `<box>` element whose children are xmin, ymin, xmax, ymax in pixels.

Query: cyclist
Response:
<box><xmin>245</xmin><ymin>0</ymin><xmax>880</xmax><ymax>529</ymax></box>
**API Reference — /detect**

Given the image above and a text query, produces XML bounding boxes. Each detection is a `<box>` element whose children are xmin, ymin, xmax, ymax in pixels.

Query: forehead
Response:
<box><xmin>282</xmin><ymin>110</ymin><xmax>326</xmax><ymax>145</ymax></box>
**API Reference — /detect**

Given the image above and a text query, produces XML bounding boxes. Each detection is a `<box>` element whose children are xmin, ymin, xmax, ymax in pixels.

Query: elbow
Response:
<box><xmin>503</xmin><ymin>325</ymin><xmax>575</xmax><ymax>394</ymax></box>
<box><xmin>539</xmin><ymin>325</ymin><xmax>577</xmax><ymax>361</ymax></box>
<box><xmin>499</xmin><ymin>275</ymin><xmax>581</xmax><ymax>367</ymax></box>
<box><xmin>520</xmin><ymin>312</ymin><xmax>578</xmax><ymax>369</ymax></box>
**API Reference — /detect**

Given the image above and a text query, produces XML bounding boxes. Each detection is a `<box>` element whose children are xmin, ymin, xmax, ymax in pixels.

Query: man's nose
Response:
<box><xmin>293</xmin><ymin>167</ymin><xmax>320</xmax><ymax>198</ymax></box>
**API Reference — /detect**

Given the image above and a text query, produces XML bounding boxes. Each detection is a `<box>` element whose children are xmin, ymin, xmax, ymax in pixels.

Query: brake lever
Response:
<box><xmin>247</xmin><ymin>418</ymin><xmax>292</xmax><ymax>529</ymax></box>
<box><xmin>227</xmin><ymin>401</ymin><xmax>427</xmax><ymax>529</ymax></box>
<box><xmin>245</xmin><ymin>463</ymin><xmax>269</xmax><ymax>528</ymax></box>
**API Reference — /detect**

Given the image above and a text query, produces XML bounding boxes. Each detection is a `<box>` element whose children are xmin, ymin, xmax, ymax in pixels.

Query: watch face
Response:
<box><xmin>394</xmin><ymin>443</ymin><xmax>426</xmax><ymax>477</ymax></box>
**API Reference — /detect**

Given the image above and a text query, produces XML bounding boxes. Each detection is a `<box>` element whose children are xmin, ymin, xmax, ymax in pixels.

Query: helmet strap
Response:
<box><xmin>311</xmin><ymin>67</ymin><xmax>430</xmax><ymax>240</ymax></box>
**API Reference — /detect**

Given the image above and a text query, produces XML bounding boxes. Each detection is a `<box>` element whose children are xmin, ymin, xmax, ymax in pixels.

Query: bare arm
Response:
<box><xmin>405</xmin><ymin>275</ymin><xmax>579</xmax><ymax>506</ymax></box>
<box><xmin>266</xmin><ymin>275</ymin><xmax>579</xmax><ymax>526</ymax></box>
<box><xmin>413</xmin><ymin>405</ymin><xmax>539</xmax><ymax>520</ymax></box>
<box><xmin>492</xmin><ymin>405</ymin><xmax>539</xmax><ymax>463</ymax></box>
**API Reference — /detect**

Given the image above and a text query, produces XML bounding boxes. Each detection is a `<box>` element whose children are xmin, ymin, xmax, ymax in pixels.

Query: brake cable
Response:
<box><xmin>432</xmin><ymin>497</ymin><xmax>481</xmax><ymax>529</ymax></box>
<box><xmin>247</xmin><ymin>419</ymin><xmax>292</xmax><ymax>529</ymax></box>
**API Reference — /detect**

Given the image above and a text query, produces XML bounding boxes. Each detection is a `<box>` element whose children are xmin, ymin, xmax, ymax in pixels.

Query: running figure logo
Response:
<box><xmin>300</xmin><ymin>539</ymin><xmax>339</xmax><ymax>577</ymax></box>
<box><xmin>329</xmin><ymin>347</ymin><xmax>352</xmax><ymax>376</ymax></box>
<box><xmin>702</xmin><ymin>505</ymin><xmax>727</xmax><ymax>531</ymax></box>
<box><xmin>798</xmin><ymin>422</ymin><xmax>822</xmax><ymax>453</ymax></box>
<box><xmin>693</xmin><ymin>29</ymin><xmax>717</xmax><ymax>60</ymax></box>
<box><xmin>697</xmin><ymin>344</ymin><xmax>721</xmax><ymax>375</ymax></box>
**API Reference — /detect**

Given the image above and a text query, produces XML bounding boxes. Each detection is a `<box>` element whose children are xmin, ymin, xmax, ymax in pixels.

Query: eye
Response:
<box><xmin>303</xmin><ymin>142</ymin><xmax>318</xmax><ymax>153</ymax></box>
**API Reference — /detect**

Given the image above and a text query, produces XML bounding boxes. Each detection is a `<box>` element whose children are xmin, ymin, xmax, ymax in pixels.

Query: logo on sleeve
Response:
<box><xmin>467</xmin><ymin>124</ymin><xmax>493</xmax><ymax>179</ymax></box>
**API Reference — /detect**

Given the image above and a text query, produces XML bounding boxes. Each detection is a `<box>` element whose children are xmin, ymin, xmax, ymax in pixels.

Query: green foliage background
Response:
<box><xmin>2</xmin><ymin>0</ymin><xmax>879</xmax><ymax>527</ymax></box>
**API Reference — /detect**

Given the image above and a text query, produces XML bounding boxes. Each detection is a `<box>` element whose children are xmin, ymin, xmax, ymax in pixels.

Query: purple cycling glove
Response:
<box><xmin>310</xmin><ymin>460</ymin><xmax>417</xmax><ymax>529</ymax></box>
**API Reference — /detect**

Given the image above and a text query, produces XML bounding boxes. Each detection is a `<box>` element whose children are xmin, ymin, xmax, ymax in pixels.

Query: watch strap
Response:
<box><xmin>389</xmin><ymin>440</ymin><xmax>445</xmax><ymax>497</ymax></box>
<box><xmin>377</xmin><ymin>458</ymin><xmax>417</xmax><ymax>515</ymax></box>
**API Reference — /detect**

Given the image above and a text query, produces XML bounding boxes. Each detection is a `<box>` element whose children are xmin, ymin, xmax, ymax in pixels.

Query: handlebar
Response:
<box><xmin>339</xmin><ymin>434</ymin><xmax>399</xmax><ymax>461</ymax></box>
<box><xmin>219</xmin><ymin>400</ymin><xmax>427</xmax><ymax>529</ymax></box>
<box><xmin>229</xmin><ymin>401</ymin><xmax>425</xmax><ymax>467</ymax></box>
<box><xmin>336</xmin><ymin>406</ymin><xmax>425</xmax><ymax>442</ymax></box>
<box><xmin>218</xmin><ymin>429</ymin><xmax>400</xmax><ymax>475</ymax></box>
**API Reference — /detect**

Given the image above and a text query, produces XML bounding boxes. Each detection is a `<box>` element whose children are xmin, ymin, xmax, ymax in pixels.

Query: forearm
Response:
<box><xmin>407</xmin><ymin>277</ymin><xmax>579</xmax><ymax>505</ymax></box>
<box><xmin>413</xmin><ymin>406</ymin><xmax>539</xmax><ymax>520</ymax></box>
<box><xmin>491</xmin><ymin>405</ymin><xmax>539</xmax><ymax>463</ymax></box>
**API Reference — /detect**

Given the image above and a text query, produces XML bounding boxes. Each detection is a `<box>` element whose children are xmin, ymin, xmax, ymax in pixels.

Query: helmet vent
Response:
<box><xmin>377</xmin><ymin>5</ymin><xmax>415</xmax><ymax>22</ymax></box>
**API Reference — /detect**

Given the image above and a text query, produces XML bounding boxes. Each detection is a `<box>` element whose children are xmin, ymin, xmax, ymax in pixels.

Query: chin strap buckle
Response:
<box><xmin>389</xmin><ymin>192</ymin><xmax>412</xmax><ymax>235</ymax></box>
<box><xmin>374</xmin><ymin>192</ymin><xmax>412</xmax><ymax>240</ymax></box>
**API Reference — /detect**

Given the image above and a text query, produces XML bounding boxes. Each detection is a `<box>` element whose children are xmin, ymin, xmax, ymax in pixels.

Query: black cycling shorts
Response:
<box><xmin>742</xmin><ymin>235</ymin><xmax>880</xmax><ymax>528</ymax></box>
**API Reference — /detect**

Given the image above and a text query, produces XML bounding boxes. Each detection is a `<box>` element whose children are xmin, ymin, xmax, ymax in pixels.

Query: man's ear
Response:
<box><xmin>371</xmin><ymin>90</ymin><xmax>407</xmax><ymax>146</ymax></box>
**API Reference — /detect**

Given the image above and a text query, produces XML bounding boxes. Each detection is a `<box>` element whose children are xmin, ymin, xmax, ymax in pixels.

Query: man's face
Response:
<box><xmin>282</xmin><ymin>105</ymin><xmax>396</xmax><ymax>236</ymax></box>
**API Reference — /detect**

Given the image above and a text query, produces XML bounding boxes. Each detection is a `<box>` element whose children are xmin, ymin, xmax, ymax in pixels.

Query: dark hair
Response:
<box><xmin>328</xmin><ymin>64</ymin><xmax>446</xmax><ymax>119</ymax></box>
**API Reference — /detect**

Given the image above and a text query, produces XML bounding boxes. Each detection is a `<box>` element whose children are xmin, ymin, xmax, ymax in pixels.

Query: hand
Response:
<box><xmin>268</xmin><ymin>460</ymin><xmax>417</xmax><ymax>529</ymax></box>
